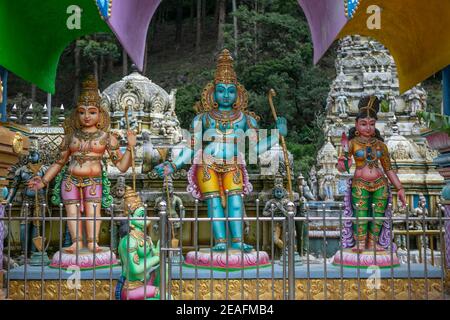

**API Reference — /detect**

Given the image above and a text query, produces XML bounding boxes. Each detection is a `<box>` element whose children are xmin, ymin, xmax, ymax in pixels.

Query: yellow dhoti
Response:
<box><xmin>196</xmin><ymin>164</ymin><xmax>243</xmax><ymax>208</ymax></box>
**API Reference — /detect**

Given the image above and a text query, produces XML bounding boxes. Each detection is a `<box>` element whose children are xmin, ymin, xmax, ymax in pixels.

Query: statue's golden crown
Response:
<box><xmin>78</xmin><ymin>75</ymin><xmax>101</xmax><ymax>108</ymax></box>
<box><xmin>124</xmin><ymin>186</ymin><xmax>143</xmax><ymax>214</ymax></box>
<box><xmin>214</xmin><ymin>49</ymin><xmax>237</xmax><ymax>84</ymax></box>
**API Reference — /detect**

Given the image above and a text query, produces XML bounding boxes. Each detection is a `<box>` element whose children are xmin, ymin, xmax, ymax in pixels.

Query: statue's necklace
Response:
<box><xmin>130</xmin><ymin>228</ymin><xmax>152</xmax><ymax>247</ymax></box>
<box><xmin>356</xmin><ymin>137</ymin><xmax>379</xmax><ymax>169</ymax></box>
<box><xmin>75</xmin><ymin>130</ymin><xmax>103</xmax><ymax>142</ymax></box>
<box><xmin>74</xmin><ymin>130</ymin><xmax>103</xmax><ymax>156</ymax></box>
<box><xmin>209</xmin><ymin>109</ymin><xmax>240</xmax><ymax>134</ymax></box>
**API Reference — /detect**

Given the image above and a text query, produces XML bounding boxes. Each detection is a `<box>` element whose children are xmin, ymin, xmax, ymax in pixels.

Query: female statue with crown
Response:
<box><xmin>29</xmin><ymin>76</ymin><xmax>136</xmax><ymax>262</ymax></box>
<box><xmin>333</xmin><ymin>96</ymin><xmax>406</xmax><ymax>268</ymax></box>
<box><xmin>155</xmin><ymin>49</ymin><xmax>285</xmax><ymax>268</ymax></box>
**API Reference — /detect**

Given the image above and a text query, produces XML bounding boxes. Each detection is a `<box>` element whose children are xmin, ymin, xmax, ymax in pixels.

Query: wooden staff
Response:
<box><xmin>32</xmin><ymin>189</ymin><xmax>44</xmax><ymax>252</ymax></box>
<box><xmin>124</xmin><ymin>105</ymin><xmax>136</xmax><ymax>191</ymax></box>
<box><xmin>268</xmin><ymin>89</ymin><xmax>293</xmax><ymax>201</ymax></box>
<box><xmin>165</xmin><ymin>177</ymin><xmax>178</xmax><ymax>248</ymax></box>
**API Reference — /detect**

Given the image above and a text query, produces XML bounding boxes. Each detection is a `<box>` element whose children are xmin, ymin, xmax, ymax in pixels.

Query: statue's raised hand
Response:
<box><xmin>276</xmin><ymin>117</ymin><xmax>288</xmax><ymax>137</ymax></box>
<box><xmin>398</xmin><ymin>188</ymin><xmax>407</xmax><ymax>208</ymax></box>
<box><xmin>126</xmin><ymin>130</ymin><xmax>137</xmax><ymax>147</ymax></box>
<box><xmin>154</xmin><ymin>161</ymin><xmax>175</xmax><ymax>178</ymax></box>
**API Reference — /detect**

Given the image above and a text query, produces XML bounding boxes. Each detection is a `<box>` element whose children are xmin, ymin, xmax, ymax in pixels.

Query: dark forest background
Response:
<box><xmin>6</xmin><ymin>0</ymin><xmax>442</xmax><ymax>175</ymax></box>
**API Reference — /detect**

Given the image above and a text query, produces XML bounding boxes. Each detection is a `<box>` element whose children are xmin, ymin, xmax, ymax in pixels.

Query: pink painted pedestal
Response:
<box><xmin>184</xmin><ymin>249</ymin><xmax>271</xmax><ymax>271</ymax></box>
<box><xmin>332</xmin><ymin>249</ymin><xmax>400</xmax><ymax>269</ymax></box>
<box><xmin>49</xmin><ymin>248</ymin><xmax>119</xmax><ymax>270</ymax></box>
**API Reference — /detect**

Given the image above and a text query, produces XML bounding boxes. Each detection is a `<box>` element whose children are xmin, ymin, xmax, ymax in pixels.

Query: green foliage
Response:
<box><xmin>77</xmin><ymin>35</ymin><xmax>120</xmax><ymax>63</ymax></box>
<box><xmin>380</xmin><ymin>100</ymin><xmax>389</xmax><ymax>113</ymax></box>
<box><xmin>418</xmin><ymin>111</ymin><xmax>450</xmax><ymax>135</ymax></box>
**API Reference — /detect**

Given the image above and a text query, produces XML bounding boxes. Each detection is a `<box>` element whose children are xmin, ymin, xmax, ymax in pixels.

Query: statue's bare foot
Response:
<box><xmin>63</xmin><ymin>241</ymin><xmax>83</xmax><ymax>254</ymax></box>
<box><xmin>351</xmin><ymin>247</ymin><xmax>364</xmax><ymax>253</ymax></box>
<box><xmin>231</xmin><ymin>242</ymin><xmax>253</xmax><ymax>252</ymax></box>
<box><xmin>212</xmin><ymin>243</ymin><xmax>227</xmax><ymax>252</ymax></box>
<box><xmin>351</xmin><ymin>241</ymin><xmax>366</xmax><ymax>253</ymax></box>
<box><xmin>367</xmin><ymin>242</ymin><xmax>385</xmax><ymax>252</ymax></box>
<box><xmin>87</xmin><ymin>242</ymin><xmax>102</xmax><ymax>253</ymax></box>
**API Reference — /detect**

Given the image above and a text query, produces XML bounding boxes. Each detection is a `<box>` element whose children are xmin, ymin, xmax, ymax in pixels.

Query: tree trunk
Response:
<box><xmin>217</xmin><ymin>0</ymin><xmax>226</xmax><ymax>51</ymax></box>
<box><xmin>190</xmin><ymin>0</ymin><xmax>195</xmax><ymax>29</ymax></box>
<box><xmin>254</xmin><ymin>0</ymin><xmax>258</xmax><ymax>63</ymax></box>
<box><xmin>201</xmin><ymin>0</ymin><xmax>206</xmax><ymax>30</ymax></box>
<box><xmin>122</xmin><ymin>49</ymin><xmax>128</xmax><ymax>76</ymax></box>
<box><xmin>74</xmin><ymin>43</ymin><xmax>81</xmax><ymax>105</ymax></box>
<box><xmin>99</xmin><ymin>55</ymin><xmax>104</xmax><ymax>82</ymax></box>
<box><xmin>214</xmin><ymin>0</ymin><xmax>220</xmax><ymax>27</ymax></box>
<box><xmin>232</xmin><ymin>0</ymin><xmax>238</xmax><ymax>58</ymax></box>
<box><xmin>175</xmin><ymin>0</ymin><xmax>183</xmax><ymax>49</ymax></box>
<box><xmin>31</xmin><ymin>84</ymin><xmax>36</xmax><ymax>104</ymax></box>
<box><xmin>196</xmin><ymin>0</ymin><xmax>202</xmax><ymax>53</ymax></box>
<box><xmin>107</xmin><ymin>53</ymin><xmax>114</xmax><ymax>74</ymax></box>
<box><xmin>93</xmin><ymin>60</ymin><xmax>98</xmax><ymax>83</ymax></box>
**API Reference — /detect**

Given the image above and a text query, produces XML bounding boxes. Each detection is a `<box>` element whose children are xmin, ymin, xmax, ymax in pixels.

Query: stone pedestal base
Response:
<box><xmin>276</xmin><ymin>251</ymin><xmax>303</xmax><ymax>266</ymax></box>
<box><xmin>332</xmin><ymin>249</ymin><xmax>400</xmax><ymax>268</ymax></box>
<box><xmin>184</xmin><ymin>249</ymin><xmax>270</xmax><ymax>271</ymax></box>
<box><xmin>29</xmin><ymin>252</ymin><xmax>51</xmax><ymax>267</ymax></box>
<box><xmin>49</xmin><ymin>248</ymin><xmax>118</xmax><ymax>270</ymax></box>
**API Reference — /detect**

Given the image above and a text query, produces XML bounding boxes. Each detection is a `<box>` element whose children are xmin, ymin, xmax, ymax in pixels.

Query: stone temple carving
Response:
<box><xmin>316</xmin><ymin>136</ymin><xmax>339</xmax><ymax>201</ymax></box>
<box><xmin>101</xmin><ymin>68</ymin><xmax>183</xmax><ymax>175</ymax></box>
<box><xmin>101</xmin><ymin>67</ymin><xmax>183</xmax><ymax>145</ymax></box>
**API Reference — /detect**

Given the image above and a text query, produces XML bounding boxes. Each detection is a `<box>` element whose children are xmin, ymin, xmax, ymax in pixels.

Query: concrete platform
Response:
<box><xmin>6</xmin><ymin>262</ymin><xmax>444</xmax><ymax>280</ymax></box>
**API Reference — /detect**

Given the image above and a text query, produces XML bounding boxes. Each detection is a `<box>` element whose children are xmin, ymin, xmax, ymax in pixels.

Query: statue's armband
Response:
<box><xmin>55</xmin><ymin>137</ymin><xmax>71</xmax><ymax>167</ymax></box>
<box><xmin>107</xmin><ymin>133</ymin><xmax>123</xmax><ymax>165</ymax></box>
<box><xmin>380</xmin><ymin>143</ymin><xmax>394</xmax><ymax>172</ymax></box>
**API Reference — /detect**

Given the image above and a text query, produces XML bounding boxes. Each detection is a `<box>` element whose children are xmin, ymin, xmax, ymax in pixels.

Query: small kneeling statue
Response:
<box><xmin>116</xmin><ymin>187</ymin><xmax>160</xmax><ymax>300</ymax></box>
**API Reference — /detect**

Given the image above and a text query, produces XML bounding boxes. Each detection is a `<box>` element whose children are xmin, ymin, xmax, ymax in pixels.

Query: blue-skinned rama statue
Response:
<box><xmin>155</xmin><ymin>49</ymin><xmax>287</xmax><ymax>253</ymax></box>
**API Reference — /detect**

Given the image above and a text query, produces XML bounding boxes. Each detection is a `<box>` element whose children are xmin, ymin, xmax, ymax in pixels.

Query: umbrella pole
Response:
<box><xmin>0</xmin><ymin>67</ymin><xmax>8</xmax><ymax>123</ymax></box>
<box><xmin>443</xmin><ymin>66</ymin><xmax>450</xmax><ymax>116</ymax></box>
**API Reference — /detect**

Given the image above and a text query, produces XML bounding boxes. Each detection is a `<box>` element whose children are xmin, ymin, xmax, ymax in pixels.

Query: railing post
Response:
<box><xmin>287</xmin><ymin>201</ymin><xmax>296</xmax><ymax>300</ymax></box>
<box><xmin>0</xmin><ymin>203</ymin><xmax>4</xmax><ymax>300</ymax></box>
<box><xmin>158</xmin><ymin>200</ymin><xmax>168</xmax><ymax>300</ymax></box>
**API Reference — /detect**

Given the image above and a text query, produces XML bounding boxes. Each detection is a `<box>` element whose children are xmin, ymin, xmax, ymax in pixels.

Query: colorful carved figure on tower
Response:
<box><xmin>28</xmin><ymin>76</ymin><xmax>136</xmax><ymax>267</ymax></box>
<box><xmin>116</xmin><ymin>187</ymin><xmax>161</xmax><ymax>300</ymax></box>
<box><xmin>155</xmin><ymin>49</ymin><xmax>286</xmax><ymax>264</ymax></box>
<box><xmin>333</xmin><ymin>96</ymin><xmax>406</xmax><ymax>267</ymax></box>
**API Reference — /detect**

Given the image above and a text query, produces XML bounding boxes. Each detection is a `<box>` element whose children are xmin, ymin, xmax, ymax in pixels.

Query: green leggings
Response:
<box><xmin>351</xmin><ymin>181</ymin><xmax>388</xmax><ymax>241</ymax></box>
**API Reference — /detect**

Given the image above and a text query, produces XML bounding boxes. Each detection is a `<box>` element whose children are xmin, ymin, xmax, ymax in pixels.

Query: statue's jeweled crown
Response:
<box><xmin>78</xmin><ymin>75</ymin><xmax>101</xmax><ymax>108</ymax></box>
<box><xmin>214</xmin><ymin>49</ymin><xmax>237</xmax><ymax>85</ymax></box>
<box><xmin>124</xmin><ymin>186</ymin><xmax>143</xmax><ymax>214</ymax></box>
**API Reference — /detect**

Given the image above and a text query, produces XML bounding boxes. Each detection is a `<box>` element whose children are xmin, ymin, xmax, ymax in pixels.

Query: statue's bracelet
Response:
<box><xmin>41</xmin><ymin>177</ymin><xmax>49</xmax><ymax>187</ymax></box>
<box><xmin>126</xmin><ymin>146</ymin><xmax>133</xmax><ymax>152</ymax></box>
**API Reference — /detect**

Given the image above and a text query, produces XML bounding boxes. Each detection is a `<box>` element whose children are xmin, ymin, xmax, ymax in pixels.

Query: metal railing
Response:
<box><xmin>0</xmin><ymin>200</ymin><xmax>449</xmax><ymax>300</ymax></box>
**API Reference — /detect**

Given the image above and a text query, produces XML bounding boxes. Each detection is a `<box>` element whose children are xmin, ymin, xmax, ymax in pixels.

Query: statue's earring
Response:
<box><xmin>97</xmin><ymin>113</ymin><xmax>104</xmax><ymax>129</ymax></box>
<box><xmin>355</xmin><ymin>130</ymin><xmax>360</xmax><ymax>136</ymax></box>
